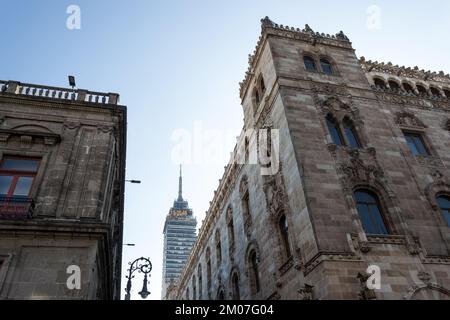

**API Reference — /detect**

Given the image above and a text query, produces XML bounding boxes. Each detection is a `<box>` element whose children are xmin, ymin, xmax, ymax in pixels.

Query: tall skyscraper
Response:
<box><xmin>161</xmin><ymin>166</ymin><xmax>197</xmax><ymax>299</ymax></box>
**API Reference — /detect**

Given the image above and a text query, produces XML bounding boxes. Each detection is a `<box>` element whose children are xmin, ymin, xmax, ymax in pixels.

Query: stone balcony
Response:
<box><xmin>0</xmin><ymin>80</ymin><xmax>120</xmax><ymax>105</ymax></box>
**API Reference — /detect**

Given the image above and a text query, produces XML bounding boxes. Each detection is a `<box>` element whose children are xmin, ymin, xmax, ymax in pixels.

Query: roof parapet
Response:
<box><xmin>239</xmin><ymin>16</ymin><xmax>352</xmax><ymax>100</ymax></box>
<box><xmin>359</xmin><ymin>57</ymin><xmax>450</xmax><ymax>83</ymax></box>
<box><xmin>0</xmin><ymin>80</ymin><xmax>120</xmax><ymax>105</ymax></box>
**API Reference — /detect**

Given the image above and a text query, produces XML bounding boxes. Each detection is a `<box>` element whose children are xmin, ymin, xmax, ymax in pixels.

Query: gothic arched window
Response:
<box><xmin>198</xmin><ymin>264</ymin><xmax>203</xmax><ymax>299</ymax></box>
<box><xmin>388</xmin><ymin>80</ymin><xmax>400</xmax><ymax>91</ymax></box>
<box><xmin>249</xmin><ymin>250</ymin><xmax>260</xmax><ymax>294</ymax></box>
<box><xmin>231</xmin><ymin>272</ymin><xmax>240</xmax><ymax>300</ymax></box>
<box><xmin>326</xmin><ymin>114</ymin><xmax>345</xmax><ymax>146</ymax></box>
<box><xmin>278</xmin><ymin>214</ymin><xmax>292</xmax><ymax>258</ymax></box>
<box><xmin>444</xmin><ymin>89</ymin><xmax>450</xmax><ymax>99</ymax></box>
<box><xmin>304</xmin><ymin>56</ymin><xmax>317</xmax><ymax>72</ymax></box>
<box><xmin>416</xmin><ymin>84</ymin><xmax>428</xmax><ymax>95</ymax></box>
<box><xmin>374</xmin><ymin>78</ymin><xmax>387</xmax><ymax>89</ymax></box>
<box><xmin>206</xmin><ymin>248</ymin><xmax>212</xmax><ymax>297</ymax></box>
<box><xmin>403</xmin><ymin>82</ymin><xmax>414</xmax><ymax>93</ymax></box>
<box><xmin>226</xmin><ymin>207</ymin><xmax>235</xmax><ymax>257</ymax></box>
<box><xmin>192</xmin><ymin>276</ymin><xmax>197</xmax><ymax>300</ymax></box>
<box><xmin>430</xmin><ymin>87</ymin><xmax>441</xmax><ymax>97</ymax></box>
<box><xmin>343</xmin><ymin>117</ymin><xmax>361</xmax><ymax>149</ymax></box>
<box><xmin>354</xmin><ymin>190</ymin><xmax>389</xmax><ymax>235</ymax></box>
<box><xmin>217</xmin><ymin>288</ymin><xmax>225</xmax><ymax>300</ymax></box>
<box><xmin>320</xmin><ymin>58</ymin><xmax>333</xmax><ymax>75</ymax></box>
<box><xmin>437</xmin><ymin>196</ymin><xmax>450</xmax><ymax>227</ymax></box>
<box><xmin>215</xmin><ymin>230</ymin><xmax>222</xmax><ymax>268</ymax></box>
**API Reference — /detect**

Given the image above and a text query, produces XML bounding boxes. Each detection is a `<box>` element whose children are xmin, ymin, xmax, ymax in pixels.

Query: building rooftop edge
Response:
<box><xmin>0</xmin><ymin>80</ymin><xmax>120</xmax><ymax>106</ymax></box>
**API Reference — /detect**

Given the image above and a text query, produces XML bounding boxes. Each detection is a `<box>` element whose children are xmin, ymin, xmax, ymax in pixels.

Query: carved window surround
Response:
<box><xmin>0</xmin><ymin>128</ymin><xmax>60</xmax><ymax>146</ymax></box>
<box><xmin>350</xmin><ymin>233</ymin><xmax>422</xmax><ymax>256</ymax></box>
<box><xmin>395</xmin><ymin>111</ymin><xmax>444</xmax><ymax>168</ymax></box>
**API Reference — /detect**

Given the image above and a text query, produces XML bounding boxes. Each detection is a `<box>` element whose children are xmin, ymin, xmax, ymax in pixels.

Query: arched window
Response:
<box><xmin>444</xmin><ymin>89</ymin><xmax>450</xmax><ymax>99</ymax></box>
<box><xmin>231</xmin><ymin>273</ymin><xmax>240</xmax><ymax>300</ymax></box>
<box><xmin>278</xmin><ymin>214</ymin><xmax>292</xmax><ymax>258</ymax></box>
<box><xmin>192</xmin><ymin>276</ymin><xmax>197</xmax><ymax>300</ymax></box>
<box><xmin>260</xmin><ymin>77</ymin><xmax>266</xmax><ymax>93</ymax></box>
<box><xmin>343</xmin><ymin>118</ymin><xmax>361</xmax><ymax>149</ymax></box>
<box><xmin>249</xmin><ymin>250</ymin><xmax>260</xmax><ymax>294</ymax></box>
<box><xmin>403</xmin><ymin>82</ymin><xmax>414</xmax><ymax>93</ymax></box>
<box><xmin>215</xmin><ymin>230</ymin><xmax>222</xmax><ymax>267</ymax></box>
<box><xmin>217</xmin><ymin>288</ymin><xmax>225</xmax><ymax>300</ymax></box>
<box><xmin>320</xmin><ymin>58</ymin><xmax>333</xmax><ymax>75</ymax></box>
<box><xmin>254</xmin><ymin>88</ymin><xmax>260</xmax><ymax>105</ymax></box>
<box><xmin>206</xmin><ymin>248</ymin><xmax>212</xmax><ymax>297</ymax></box>
<box><xmin>354</xmin><ymin>190</ymin><xmax>389</xmax><ymax>235</ymax></box>
<box><xmin>326</xmin><ymin>114</ymin><xmax>345</xmax><ymax>146</ymax></box>
<box><xmin>374</xmin><ymin>78</ymin><xmax>387</xmax><ymax>89</ymax></box>
<box><xmin>198</xmin><ymin>264</ymin><xmax>203</xmax><ymax>299</ymax></box>
<box><xmin>430</xmin><ymin>87</ymin><xmax>441</xmax><ymax>97</ymax></box>
<box><xmin>416</xmin><ymin>84</ymin><xmax>428</xmax><ymax>95</ymax></box>
<box><xmin>186</xmin><ymin>287</ymin><xmax>190</xmax><ymax>300</ymax></box>
<box><xmin>304</xmin><ymin>56</ymin><xmax>317</xmax><ymax>72</ymax></box>
<box><xmin>437</xmin><ymin>196</ymin><xmax>450</xmax><ymax>227</ymax></box>
<box><xmin>388</xmin><ymin>80</ymin><xmax>400</xmax><ymax>91</ymax></box>
<box><xmin>227</xmin><ymin>208</ymin><xmax>235</xmax><ymax>257</ymax></box>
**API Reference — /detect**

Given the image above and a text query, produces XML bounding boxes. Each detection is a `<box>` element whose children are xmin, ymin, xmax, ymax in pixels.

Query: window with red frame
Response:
<box><xmin>0</xmin><ymin>157</ymin><xmax>40</xmax><ymax>197</ymax></box>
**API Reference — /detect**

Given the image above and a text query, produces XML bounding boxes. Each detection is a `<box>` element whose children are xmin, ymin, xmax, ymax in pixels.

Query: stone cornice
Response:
<box><xmin>360</xmin><ymin>57</ymin><xmax>450</xmax><ymax>84</ymax></box>
<box><xmin>239</xmin><ymin>17</ymin><xmax>353</xmax><ymax>100</ymax></box>
<box><xmin>0</xmin><ymin>94</ymin><xmax>125</xmax><ymax>115</ymax></box>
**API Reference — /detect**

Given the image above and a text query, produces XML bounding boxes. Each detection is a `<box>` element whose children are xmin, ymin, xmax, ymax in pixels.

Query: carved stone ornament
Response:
<box><xmin>263</xmin><ymin>171</ymin><xmax>287</xmax><ymax>218</ymax></box>
<box><xmin>357</xmin><ymin>272</ymin><xmax>376</xmax><ymax>300</ymax></box>
<box><xmin>337</xmin><ymin>155</ymin><xmax>385</xmax><ymax>191</ymax></box>
<box><xmin>394</xmin><ymin>111</ymin><xmax>426</xmax><ymax>128</ymax></box>
<box><xmin>298</xmin><ymin>284</ymin><xmax>314</xmax><ymax>300</ymax></box>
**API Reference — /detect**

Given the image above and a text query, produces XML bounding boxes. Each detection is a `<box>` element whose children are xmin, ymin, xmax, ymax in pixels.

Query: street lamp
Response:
<box><xmin>124</xmin><ymin>257</ymin><xmax>152</xmax><ymax>300</ymax></box>
<box><xmin>125</xmin><ymin>179</ymin><xmax>141</xmax><ymax>184</ymax></box>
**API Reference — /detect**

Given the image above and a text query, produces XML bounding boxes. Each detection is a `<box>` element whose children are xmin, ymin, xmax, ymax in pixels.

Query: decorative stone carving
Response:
<box><xmin>298</xmin><ymin>284</ymin><xmax>314</xmax><ymax>300</ymax></box>
<box><xmin>337</xmin><ymin>154</ymin><xmax>385</xmax><ymax>192</ymax></box>
<box><xmin>263</xmin><ymin>170</ymin><xmax>287</xmax><ymax>219</ymax></box>
<box><xmin>418</xmin><ymin>271</ymin><xmax>432</xmax><ymax>284</ymax></box>
<box><xmin>357</xmin><ymin>272</ymin><xmax>377</xmax><ymax>300</ymax></box>
<box><xmin>394</xmin><ymin>111</ymin><xmax>426</xmax><ymax>128</ymax></box>
<box><xmin>425</xmin><ymin>170</ymin><xmax>450</xmax><ymax>210</ymax></box>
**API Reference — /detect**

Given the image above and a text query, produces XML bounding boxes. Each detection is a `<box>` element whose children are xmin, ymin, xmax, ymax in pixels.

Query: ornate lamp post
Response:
<box><xmin>124</xmin><ymin>257</ymin><xmax>152</xmax><ymax>300</ymax></box>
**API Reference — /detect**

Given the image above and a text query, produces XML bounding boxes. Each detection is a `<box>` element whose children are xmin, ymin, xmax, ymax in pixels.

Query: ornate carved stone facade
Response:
<box><xmin>171</xmin><ymin>17</ymin><xmax>450</xmax><ymax>300</ymax></box>
<box><xmin>0</xmin><ymin>80</ymin><xmax>126</xmax><ymax>299</ymax></box>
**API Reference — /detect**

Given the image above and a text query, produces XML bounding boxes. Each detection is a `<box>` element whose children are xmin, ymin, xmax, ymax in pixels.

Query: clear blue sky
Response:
<box><xmin>1</xmin><ymin>0</ymin><xmax>449</xmax><ymax>300</ymax></box>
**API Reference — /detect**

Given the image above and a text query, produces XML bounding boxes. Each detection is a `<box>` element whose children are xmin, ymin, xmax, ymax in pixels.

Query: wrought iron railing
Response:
<box><xmin>0</xmin><ymin>196</ymin><xmax>34</xmax><ymax>219</ymax></box>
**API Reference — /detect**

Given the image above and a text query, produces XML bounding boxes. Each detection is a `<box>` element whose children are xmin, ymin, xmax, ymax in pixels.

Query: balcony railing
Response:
<box><xmin>0</xmin><ymin>80</ymin><xmax>119</xmax><ymax>105</ymax></box>
<box><xmin>0</xmin><ymin>196</ymin><xmax>34</xmax><ymax>219</ymax></box>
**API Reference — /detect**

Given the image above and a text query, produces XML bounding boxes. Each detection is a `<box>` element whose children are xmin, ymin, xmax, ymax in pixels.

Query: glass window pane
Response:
<box><xmin>413</xmin><ymin>136</ymin><xmax>429</xmax><ymax>156</ymax></box>
<box><xmin>320</xmin><ymin>60</ymin><xmax>333</xmax><ymax>74</ymax></box>
<box><xmin>368</xmin><ymin>205</ymin><xmax>388</xmax><ymax>235</ymax></box>
<box><xmin>357</xmin><ymin>204</ymin><xmax>372</xmax><ymax>232</ymax></box>
<box><xmin>304</xmin><ymin>57</ymin><xmax>316</xmax><ymax>72</ymax></box>
<box><xmin>1</xmin><ymin>158</ymin><xmax>40</xmax><ymax>172</ymax></box>
<box><xmin>405</xmin><ymin>135</ymin><xmax>419</xmax><ymax>156</ymax></box>
<box><xmin>0</xmin><ymin>175</ymin><xmax>14</xmax><ymax>195</ymax></box>
<box><xmin>13</xmin><ymin>177</ymin><xmax>34</xmax><ymax>196</ymax></box>
<box><xmin>437</xmin><ymin>196</ymin><xmax>450</xmax><ymax>210</ymax></box>
<box><xmin>344</xmin><ymin>126</ymin><xmax>361</xmax><ymax>148</ymax></box>
<box><xmin>443</xmin><ymin>210</ymin><xmax>450</xmax><ymax>227</ymax></box>
<box><xmin>355</xmin><ymin>191</ymin><xmax>376</xmax><ymax>203</ymax></box>
<box><xmin>327</xmin><ymin>119</ymin><xmax>344</xmax><ymax>145</ymax></box>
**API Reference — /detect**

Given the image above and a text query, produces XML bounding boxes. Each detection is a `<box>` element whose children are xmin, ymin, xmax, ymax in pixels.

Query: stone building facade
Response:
<box><xmin>172</xmin><ymin>17</ymin><xmax>450</xmax><ymax>300</ymax></box>
<box><xmin>0</xmin><ymin>80</ymin><xmax>126</xmax><ymax>299</ymax></box>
